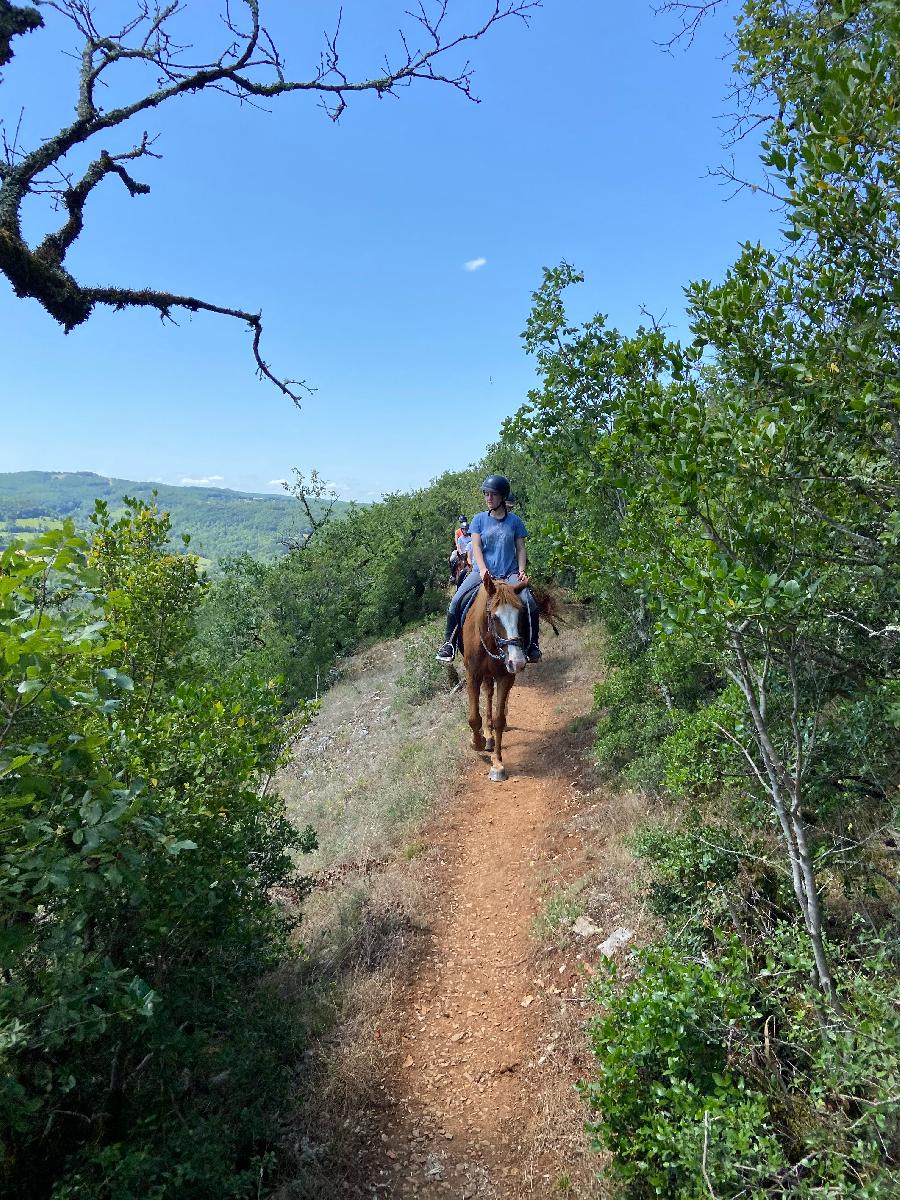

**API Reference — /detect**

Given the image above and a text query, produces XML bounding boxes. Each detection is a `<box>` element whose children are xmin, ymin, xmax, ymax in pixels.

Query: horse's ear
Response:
<box><xmin>483</xmin><ymin>570</ymin><xmax>496</xmax><ymax>596</ymax></box>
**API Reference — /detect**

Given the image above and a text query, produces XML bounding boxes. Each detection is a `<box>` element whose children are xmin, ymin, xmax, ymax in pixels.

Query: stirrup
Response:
<box><xmin>435</xmin><ymin>641</ymin><xmax>456</xmax><ymax>663</ymax></box>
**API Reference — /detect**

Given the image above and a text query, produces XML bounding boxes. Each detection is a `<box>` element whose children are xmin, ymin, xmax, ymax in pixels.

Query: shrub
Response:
<box><xmin>629</xmin><ymin>823</ymin><xmax>743</xmax><ymax>939</ymax></box>
<box><xmin>0</xmin><ymin>509</ymin><xmax>316</xmax><ymax>1199</ymax></box>
<box><xmin>593</xmin><ymin>657</ymin><xmax>678</xmax><ymax>788</ymax></box>
<box><xmin>585</xmin><ymin>943</ymin><xmax>785</xmax><ymax>1198</ymax></box>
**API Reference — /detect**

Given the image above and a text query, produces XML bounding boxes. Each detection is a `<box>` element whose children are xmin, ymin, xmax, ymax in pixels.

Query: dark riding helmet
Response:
<box><xmin>481</xmin><ymin>473</ymin><xmax>510</xmax><ymax>500</ymax></box>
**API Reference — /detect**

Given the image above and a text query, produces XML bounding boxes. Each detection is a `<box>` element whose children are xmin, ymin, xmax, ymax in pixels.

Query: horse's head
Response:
<box><xmin>483</xmin><ymin>571</ymin><xmax>529</xmax><ymax>675</ymax></box>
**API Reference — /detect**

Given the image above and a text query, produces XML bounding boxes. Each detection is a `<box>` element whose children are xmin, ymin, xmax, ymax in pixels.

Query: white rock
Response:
<box><xmin>572</xmin><ymin>915</ymin><xmax>603</xmax><ymax>938</ymax></box>
<box><xmin>598</xmin><ymin>926</ymin><xmax>633</xmax><ymax>957</ymax></box>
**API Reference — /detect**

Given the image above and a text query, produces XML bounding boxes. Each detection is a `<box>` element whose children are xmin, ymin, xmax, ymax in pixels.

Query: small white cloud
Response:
<box><xmin>463</xmin><ymin>257</ymin><xmax>487</xmax><ymax>272</ymax></box>
<box><xmin>179</xmin><ymin>474</ymin><xmax>224</xmax><ymax>486</ymax></box>
<box><xmin>267</xmin><ymin>478</ymin><xmax>290</xmax><ymax>488</ymax></box>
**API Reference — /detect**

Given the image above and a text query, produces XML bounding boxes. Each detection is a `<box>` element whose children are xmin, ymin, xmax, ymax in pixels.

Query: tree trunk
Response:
<box><xmin>729</xmin><ymin>628</ymin><xmax>842</xmax><ymax>1016</ymax></box>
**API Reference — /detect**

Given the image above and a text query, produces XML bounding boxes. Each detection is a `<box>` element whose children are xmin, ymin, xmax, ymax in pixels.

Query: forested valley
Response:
<box><xmin>2</xmin><ymin>0</ymin><xmax>898</xmax><ymax>1197</ymax></box>
<box><xmin>0</xmin><ymin>472</ymin><xmax>351</xmax><ymax>563</ymax></box>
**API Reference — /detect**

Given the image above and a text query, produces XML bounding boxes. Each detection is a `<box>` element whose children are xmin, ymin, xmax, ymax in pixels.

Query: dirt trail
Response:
<box><xmin>366</xmin><ymin>650</ymin><xmax>600</xmax><ymax>1198</ymax></box>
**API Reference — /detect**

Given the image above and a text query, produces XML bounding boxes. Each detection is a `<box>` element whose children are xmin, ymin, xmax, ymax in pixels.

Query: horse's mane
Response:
<box><xmin>483</xmin><ymin>578</ymin><xmax>563</xmax><ymax>634</ymax></box>
<box><xmin>489</xmin><ymin>579</ymin><xmax>524</xmax><ymax>608</ymax></box>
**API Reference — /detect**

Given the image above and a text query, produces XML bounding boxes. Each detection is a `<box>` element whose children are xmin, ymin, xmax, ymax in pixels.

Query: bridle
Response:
<box><xmin>480</xmin><ymin>596</ymin><xmax>532</xmax><ymax>664</ymax></box>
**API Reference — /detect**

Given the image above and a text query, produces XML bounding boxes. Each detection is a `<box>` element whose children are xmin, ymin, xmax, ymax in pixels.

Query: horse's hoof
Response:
<box><xmin>484</xmin><ymin>737</ymin><xmax>495</xmax><ymax>752</ymax></box>
<box><xmin>489</xmin><ymin>767</ymin><xmax>507</xmax><ymax>782</ymax></box>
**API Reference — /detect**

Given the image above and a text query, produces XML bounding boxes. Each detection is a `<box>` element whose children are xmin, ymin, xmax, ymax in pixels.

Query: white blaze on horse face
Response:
<box><xmin>495</xmin><ymin>602</ymin><xmax>527</xmax><ymax>674</ymax></box>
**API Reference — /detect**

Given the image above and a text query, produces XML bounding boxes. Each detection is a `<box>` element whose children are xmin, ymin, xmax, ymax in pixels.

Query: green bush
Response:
<box><xmin>0</xmin><ymin>508</ymin><xmax>316</xmax><ymax>1199</ymax></box>
<box><xmin>585</xmin><ymin>944</ymin><xmax>785</xmax><ymax>1198</ymax></box>
<box><xmin>585</xmin><ymin>930</ymin><xmax>900</xmax><ymax>1197</ymax></box>
<box><xmin>196</xmin><ymin>468</ymin><xmax>487</xmax><ymax>704</ymax></box>
<box><xmin>593</xmin><ymin>632</ymin><xmax>719</xmax><ymax>792</ymax></box>
<box><xmin>593</xmin><ymin>657</ymin><xmax>678</xmax><ymax>788</ymax></box>
<box><xmin>754</xmin><ymin>922</ymin><xmax>900</xmax><ymax>1189</ymax></box>
<box><xmin>629</xmin><ymin>823</ymin><xmax>744</xmax><ymax>943</ymax></box>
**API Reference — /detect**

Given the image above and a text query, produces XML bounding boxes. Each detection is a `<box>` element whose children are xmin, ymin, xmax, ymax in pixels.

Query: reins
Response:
<box><xmin>479</xmin><ymin>590</ymin><xmax>533</xmax><ymax>663</ymax></box>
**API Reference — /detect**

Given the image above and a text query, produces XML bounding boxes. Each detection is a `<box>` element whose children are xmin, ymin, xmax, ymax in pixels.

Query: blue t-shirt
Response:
<box><xmin>457</xmin><ymin>533</ymin><xmax>472</xmax><ymax>556</ymax></box>
<box><xmin>470</xmin><ymin>510</ymin><xmax>527</xmax><ymax>579</ymax></box>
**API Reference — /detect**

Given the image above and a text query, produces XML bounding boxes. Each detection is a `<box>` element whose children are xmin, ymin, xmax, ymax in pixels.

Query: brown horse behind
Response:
<box><xmin>461</xmin><ymin>571</ymin><xmax>554</xmax><ymax>781</ymax></box>
<box><xmin>451</xmin><ymin>554</ymin><xmax>470</xmax><ymax>589</ymax></box>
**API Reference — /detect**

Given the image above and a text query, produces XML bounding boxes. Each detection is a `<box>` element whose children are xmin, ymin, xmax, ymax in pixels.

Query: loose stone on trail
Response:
<box><xmin>571</xmin><ymin>914</ymin><xmax>603</xmax><ymax>938</ymax></box>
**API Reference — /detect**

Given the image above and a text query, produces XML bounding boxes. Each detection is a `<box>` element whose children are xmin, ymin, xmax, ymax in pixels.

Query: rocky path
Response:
<box><xmin>365</xmin><ymin>648</ymin><xmax>605</xmax><ymax>1198</ymax></box>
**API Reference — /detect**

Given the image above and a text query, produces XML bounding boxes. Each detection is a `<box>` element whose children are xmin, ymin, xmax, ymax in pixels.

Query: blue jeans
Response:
<box><xmin>444</xmin><ymin>571</ymin><xmax>539</xmax><ymax>650</ymax></box>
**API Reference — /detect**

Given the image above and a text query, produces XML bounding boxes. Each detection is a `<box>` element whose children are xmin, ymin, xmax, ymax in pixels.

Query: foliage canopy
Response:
<box><xmin>502</xmin><ymin>0</ymin><xmax>899</xmax><ymax>1191</ymax></box>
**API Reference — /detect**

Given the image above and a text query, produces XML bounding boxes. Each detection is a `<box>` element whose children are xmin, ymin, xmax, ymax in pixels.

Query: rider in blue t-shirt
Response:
<box><xmin>436</xmin><ymin>474</ymin><xmax>541</xmax><ymax>663</ymax></box>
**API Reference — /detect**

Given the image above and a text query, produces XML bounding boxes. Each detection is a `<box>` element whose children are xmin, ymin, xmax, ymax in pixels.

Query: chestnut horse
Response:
<box><xmin>461</xmin><ymin>570</ymin><xmax>536</xmax><ymax>782</ymax></box>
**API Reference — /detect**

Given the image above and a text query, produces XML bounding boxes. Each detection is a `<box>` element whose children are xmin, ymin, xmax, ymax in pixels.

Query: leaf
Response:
<box><xmin>76</xmin><ymin>620</ymin><xmax>108</xmax><ymax>642</ymax></box>
<box><xmin>165</xmin><ymin>838</ymin><xmax>198</xmax><ymax>856</ymax></box>
<box><xmin>100</xmin><ymin>668</ymin><xmax>134</xmax><ymax>691</ymax></box>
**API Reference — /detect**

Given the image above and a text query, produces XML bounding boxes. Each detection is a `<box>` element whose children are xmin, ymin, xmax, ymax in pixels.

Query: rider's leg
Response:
<box><xmin>520</xmin><ymin>585</ymin><xmax>541</xmax><ymax>661</ymax></box>
<box><xmin>437</xmin><ymin>570</ymin><xmax>480</xmax><ymax>660</ymax></box>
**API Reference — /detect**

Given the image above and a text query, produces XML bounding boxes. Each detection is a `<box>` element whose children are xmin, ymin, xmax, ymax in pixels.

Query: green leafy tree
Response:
<box><xmin>504</xmin><ymin>0</ymin><xmax>898</xmax><ymax>1191</ymax></box>
<box><xmin>511</xmin><ymin>0</ymin><xmax>898</xmax><ymax>1013</ymax></box>
<box><xmin>196</xmin><ymin>465</ymin><xmax>489</xmax><ymax>701</ymax></box>
<box><xmin>1</xmin><ymin>504</ymin><xmax>315</xmax><ymax>1198</ymax></box>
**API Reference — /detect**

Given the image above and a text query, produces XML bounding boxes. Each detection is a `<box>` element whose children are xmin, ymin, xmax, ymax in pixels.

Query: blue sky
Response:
<box><xmin>1</xmin><ymin>0</ymin><xmax>778</xmax><ymax>500</ymax></box>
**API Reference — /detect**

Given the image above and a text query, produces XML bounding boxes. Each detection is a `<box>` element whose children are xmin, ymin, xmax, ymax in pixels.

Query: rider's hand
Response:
<box><xmin>517</xmin><ymin>572</ymin><xmax>530</xmax><ymax>587</ymax></box>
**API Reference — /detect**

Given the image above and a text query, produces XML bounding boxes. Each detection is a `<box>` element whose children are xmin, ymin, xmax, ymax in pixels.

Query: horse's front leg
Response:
<box><xmin>467</xmin><ymin>671</ymin><xmax>486</xmax><ymax>752</ymax></box>
<box><xmin>488</xmin><ymin>675</ymin><xmax>515</xmax><ymax>782</ymax></box>
<box><xmin>482</xmin><ymin>675</ymin><xmax>495</xmax><ymax>752</ymax></box>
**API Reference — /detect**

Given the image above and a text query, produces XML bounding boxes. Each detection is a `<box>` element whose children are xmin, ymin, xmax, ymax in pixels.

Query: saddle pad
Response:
<box><xmin>459</xmin><ymin>582</ymin><xmax>481</xmax><ymax>631</ymax></box>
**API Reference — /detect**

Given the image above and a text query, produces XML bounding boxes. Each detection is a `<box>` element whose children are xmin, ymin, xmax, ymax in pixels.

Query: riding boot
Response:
<box><xmin>525</xmin><ymin>602</ymin><xmax>541</xmax><ymax>662</ymax></box>
<box><xmin>435</xmin><ymin>615</ymin><xmax>459</xmax><ymax>662</ymax></box>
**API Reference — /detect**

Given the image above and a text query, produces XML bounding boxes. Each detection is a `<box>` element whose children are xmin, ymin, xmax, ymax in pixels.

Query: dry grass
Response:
<box><xmin>279</xmin><ymin>617</ymin><xmax>467</xmax><ymax>874</ymax></box>
<box><xmin>273</xmin><ymin>619</ymin><xmax>472</xmax><ymax>1197</ymax></box>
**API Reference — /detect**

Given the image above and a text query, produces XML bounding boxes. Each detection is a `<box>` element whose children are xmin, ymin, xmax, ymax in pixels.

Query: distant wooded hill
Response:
<box><xmin>0</xmin><ymin>471</ymin><xmax>351</xmax><ymax>562</ymax></box>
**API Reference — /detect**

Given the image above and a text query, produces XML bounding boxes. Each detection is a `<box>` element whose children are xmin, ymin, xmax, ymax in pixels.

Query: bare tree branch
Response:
<box><xmin>81</xmin><ymin>281</ymin><xmax>310</xmax><ymax>404</ymax></box>
<box><xmin>35</xmin><ymin>134</ymin><xmax>158</xmax><ymax>268</ymax></box>
<box><xmin>653</xmin><ymin>1</ymin><xmax>728</xmax><ymax>51</ymax></box>
<box><xmin>1</xmin><ymin>0</ymin><xmax>539</xmax><ymax>401</ymax></box>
